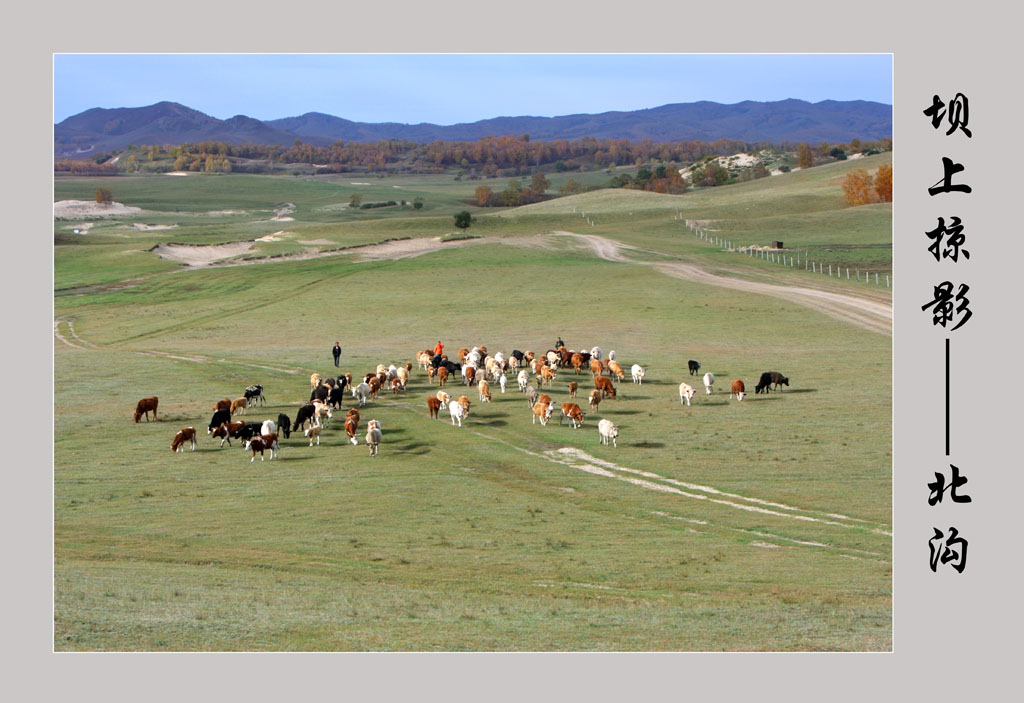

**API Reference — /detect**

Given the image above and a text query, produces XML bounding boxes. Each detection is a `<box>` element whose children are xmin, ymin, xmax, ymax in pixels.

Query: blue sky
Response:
<box><xmin>54</xmin><ymin>54</ymin><xmax>892</xmax><ymax>124</ymax></box>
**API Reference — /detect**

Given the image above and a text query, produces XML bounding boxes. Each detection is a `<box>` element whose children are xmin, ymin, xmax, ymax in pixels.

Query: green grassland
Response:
<box><xmin>54</xmin><ymin>159</ymin><xmax>892</xmax><ymax>651</ymax></box>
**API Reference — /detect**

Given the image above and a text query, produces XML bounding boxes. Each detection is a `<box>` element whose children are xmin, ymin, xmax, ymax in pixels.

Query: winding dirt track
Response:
<box><xmin>553</xmin><ymin>232</ymin><xmax>892</xmax><ymax>335</ymax></box>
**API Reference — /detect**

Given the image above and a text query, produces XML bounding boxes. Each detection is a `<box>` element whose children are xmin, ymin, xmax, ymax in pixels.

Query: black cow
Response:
<box><xmin>277</xmin><ymin>413</ymin><xmax>292</xmax><ymax>439</ymax></box>
<box><xmin>511</xmin><ymin>349</ymin><xmax>525</xmax><ymax>367</ymax></box>
<box><xmin>244</xmin><ymin>384</ymin><xmax>266</xmax><ymax>407</ymax></box>
<box><xmin>328</xmin><ymin>385</ymin><xmax>346</xmax><ymax>410</ymax></box>
<box><xmin>754</xmin><ymin>372</ymin><xmax>773</xmax><ymax>394</ymax></box>
<box><xmin>579</xmin><ymin>351</ymin><xmax>592</xmax><ymax>365</ymax></box>
<box><xmin>208</xmin><ymin>408</ymin><xmax>231</xmax><ymax>433</ymax></box>
<box><xmin>431</xmin><ymin>353</ymin><xmax>444</xmax><ymax>369</ymax></box>
<box><xmin>441</xmin><ymin>360</ymin><xmax>462</xmax><ymax>374</ymax></box>
<box><xmin>688</xmin><ymin>360</ymin><xmax>701</xmax><ymax>376</ymax></box>
<box><xmin>310</xmin><ymin>383</ymin><xmax>330</xmax><ymax>402</ymax></box>
<box><xmin>294</xmin><ymin>403</ymin><xmax>316</xmax><ymax>432</ymax></box>
<box><xmin>769</xmin><ymin>371</ymin><xmax>789</xmax><ymax>391</ymax></box>
<box><xmin>238</xmin><ymin>422</ymin><xmax>263</xmax><ymax>441</ymax></box>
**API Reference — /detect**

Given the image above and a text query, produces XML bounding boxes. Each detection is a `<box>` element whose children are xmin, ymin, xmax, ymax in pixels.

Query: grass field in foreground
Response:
<box><xmin>54</xmin><ymin>238</ymin><xmax>891</xmax><ymax>651</ymax></box>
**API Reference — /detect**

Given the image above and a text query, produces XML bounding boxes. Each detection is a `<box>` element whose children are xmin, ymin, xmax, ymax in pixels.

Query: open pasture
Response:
<box><xmin>55</xmin><ymin>220</ymin><xmax>891</xmax><ymax>649</ymax></box>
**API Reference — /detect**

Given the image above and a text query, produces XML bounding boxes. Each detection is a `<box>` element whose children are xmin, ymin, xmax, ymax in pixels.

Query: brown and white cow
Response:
<box><xmin>730</xmin><ymin>379</ymin><xmax>746</xmax><ymax>401</ymax></box>
<box><xmin>436</xmin><ymin>390</ymin><xmax>451</xmax><ymax>407</ymax></box>
<box><xmin>344</xmin><ymin>414</ymin><xmax>359</xmax><ymax>446</ymax></box>
<box><xmin>539</xmin><ymin>365</ymin><xmax>556</xmax><ymax>386</ymax></box>
<box><xmin>458</xmin><ymin>347</ymin><xmax>470</xmax><ymax>363</ymax></box>
<box><xmin>428</xmin><ymin>365</ymin><xmax>437</xmax><ymax>384</ymax></box>
<box><xmin>559</xmin><ymin>402</ymin><xmax>586</xmax><ymax>429</ymax></box>
<box><xmin>594</xmin><ymin>376</ymin><xmax>617</xmax><ymax>399</ymax></box>
<box><xmin>457</xmin><ymin>395</ymin><xmax>471</xmax><ymax>414</ymax></box>
<box><xmin>170</xmin><ymin>427</ymin><xmax>197</xmax><ymax>452</ymax></box>
<box><xmin>310</xmin><ymin>373</ymin><xmax>321</xmax><ymax>390</ymax></box>
<box><xmin>588</xmin><ymin>389</ymin><xmax>602</xmax><ymax>412</ymax></box>
<box><xmin>304</xmin><ymin>425</ymin><xmax>322</xmax><ymax>446</ymax></box>
<box><xmin>368</xmin><ymin>376</ymin><xmax>382</xmax><ymax>399</ymax></box>
<box><xmin>532</xmin><ymin>401</ymin><xmax>554</xmax><ymax>426</ymax></box>
<box><xmin>211</xmin><ymin>421</ymin><xmax>245</xmax><ymax>447</ymax></box>
<box><xmin>478</xmin><ymin>379</ymin><xmax>492</xmax><ymax>402</ymax></box>
<box><xmin>244</xmin><ymin>433</ymin><xmax>279</xmax><ymax>462</ymax></box>
<box><xmin>134</xmin><ymin>397</ymin><xmax>159</xmax><ymax>423</ymax></box>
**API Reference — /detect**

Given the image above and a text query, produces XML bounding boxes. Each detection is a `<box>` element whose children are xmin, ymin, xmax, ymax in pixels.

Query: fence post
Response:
<box><xmin>886</xmin><ymin>274</ymin><xmax>890</xmax><ymax>288</ymax></box>
<box><xmin>875</xmin><ymin>273</ymin><xmax>879</xmax><ymax>285</ymax></box>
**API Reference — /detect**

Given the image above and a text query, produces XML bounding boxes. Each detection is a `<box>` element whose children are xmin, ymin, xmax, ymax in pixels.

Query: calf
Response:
<box><xmin>463</xmin><ymin>365</ymin><xmax>476</xmax><ymax>386</ymax></box>
<box><xmin>755</xmin><ymin>372</ymin><xmax>773</xmax><ymax>394</ymax></box>
<box><xmin>294</xmin><ymin>403</ymin><xmax>317</xmax><ymax>432</ymax></box>
<box><xmin>391</xmin><ymin>377</ymin><xmax>405</xmax><ymax>394</ymax></box>
<box><xmin>304</xmin><ymin>425</ymin><xmax>322</xmax><ymax>446</ymax></box>
<box><xmin>478</xmin><ymin>379</ymin><xmax>491</xmax><ymax>402</ymax></box>
<box><xmin>170</xmin><ymin>427</ymin><xmax>197</xmax><ymax>452</ymax></box>
<box><xmin>631</xmin><ymin>365</ymin><xmax>645</xmax><ymax>384</ymax></box>
<box><xmin>244</xmin><ymin>433</ymin><xmax>279</xmax><ymax>462</ymax></box>
<box><xmin>594</xmin><ymin>376</ymin><xmax>617</xmax><ymax>399</ymax></box>
<box><xmin>436</xmin><ymin>390</ymin><xmax>451</xmax><ymax>409</ymax></box>
<box><xmin>730</xmin><ymin>379</ymin><xmax>746</xmax><ymax>401</ymax></box>
<box><xmin>703</xmin><ymin>372</ymin><xmax>715</xmax><ymax>395</ymax></box>
<box><xmin>208</xmin><ymin>408</ymin><xmax>231</xmax><ymax>433</ymax></box>
<box><xmin>277</xmin><ymin>413</ymin><xmax>292</xmax><ymax>439</ymax></box>
<box><xmin>606</xmin><ymin>360</ymin><xmax>625</xmax><ymax>382</ymax></box>
<box><xmin>769</xmin><ymin>371</ymin><xmax>789</xmax><ymax>391</ymax></box>
<box><xmin>559</xmin><ymin>402</ymin><xmax>585</xmax><ymax>429</ymax></box>
<box><xmin>449</xmin><ymin>400</ymin><xmax>467</xmax><ymax>427</ymax></box>
<box><xmin>678</xmin><ymin>382</ymin><xmax>696</xmax><ymax>406</ymax></box>
<box><xmin>211</xmin><ymin>421</ymin><xmax>245</xmax><ymax>447</ymax></box>
<box><xmin>134</xmin><ymin>397</ymin><xmax>159</xmax><ymax>423</ymax></box>
<box><xmin>457</xmin><ymin>395</ymin><xmax>471</xmax><ymax>414</ymax></box>
<box><xmin>438</xmin><ymin>367</ymin><xmax>449</xmax><ymax>387</ymax></box>
<box><xmin>230</xmin><ymin>397</ymin><xmax>248</xmax><ymax>416</ymax></box>
<box><xmin>525</xmin><ymin>386</ymin><xmax>539</xmax><ymax>408</ymax></box>
<box><xmin>588</xmin><ymin>389</ymin><xmax>602</xmax><ymax>412</ymax></box>
<box><xmin>499</xmin><ymin>373</ymin><xmax>507</xmax><ymax>394</ymax></box>
<box><xmin>688</xmin><ymin>360</ymin><xmax>701</xmax><ymax>376</ymax></box>
<box><xmin>568</xmin><ymin>381</ymin><xmax>578</xmax><ymax>398</ymax></box>
<box><xmin>212</xmin><ymin>398</ymin><xmax>232</xmax><ymax>412</ymax></box>
<box><xmin>312</xmin><ymin>401</ymin><xmax>333</xmax><ymax>428</ymax></box>
<box><xmin>532</xmin><ymin>401</ymin><xmax>553</xmax><ymax>426</ymax></box>
<box><xmin>517</xmin><ymin>369</ymin><xmax>529</xmax><ymax>392</ymax></box>
<box><xmin>244</xmin><ymin>384</ymin><xmax>265</xmax><ymax>407</ymax></box>
<box><xmin>427</xmin><ymin>395</ymin><xmax>443</xmax><ymax>419</ymax></box>
<box><xmin>598</xmin><ymin>419</ymin><xmax>619</xmax><ymax>447</ymax></box>
<box><xmin>428</xmin><ymin>365</ymin><xmax>437</xmax><ymax>384</ymax></box>
<box><xmin>365</xmin><ymin>420</ymin><xmax>382</xmax><ymax>457</ymax></box>
<box><xmin>344</xmin><ymin>414</ymin><xmax>359</xmax><ymax>445</ymax></box>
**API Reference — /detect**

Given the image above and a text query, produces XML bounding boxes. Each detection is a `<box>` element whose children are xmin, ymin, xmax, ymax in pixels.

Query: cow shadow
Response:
<box><xmin>632</xmin><ymin>441</ymin><xmax>666</xmax><ymax>448</ymax></box>
<box><xmin>481</xmin><ymin>419</ymin><xmax>508</xmax><ymax>427</ymax></box>
<box><xmin>604</xmin><ymin>409</ymin><xmax>645</xmax><ymax>415</ymax></box>
<box><xmin>779</xmin><ymin>388</ymin><xmax>815</xmax><ymax>394</ymax></box>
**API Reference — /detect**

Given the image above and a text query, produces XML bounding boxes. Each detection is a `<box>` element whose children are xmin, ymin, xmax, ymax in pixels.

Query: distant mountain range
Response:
<box><xmin>54</xmin><ymin>99</ymin><xmax>892</xmax><ymax>157</ymax></box>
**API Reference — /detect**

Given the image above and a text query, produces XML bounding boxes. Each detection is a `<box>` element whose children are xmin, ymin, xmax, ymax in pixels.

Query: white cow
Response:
<box><xmin>598</xmin><ymin>419</ymin><xmax>619</xmax><ymax>447</ymax></box>
<box><xmin>679</xmin><ymin>382</ymin><xmax>696</xmax><ymax>407</ymax></box>
<box><xmin>352</xmin><ymin>382</ymin><xmax>370</xmax><ymax>407</ymax></box>
<box><xmin>517</xmin><ymin>369</ymin><xmax>529</xmax><ymax>392</ymax></box>
<box><xmin>448</xmin><ymin>400</ymin><xmax>466</xmax><ymax>427</ymax></box>
<box><xmin>365</xmin><ymin>419</ymin><xmax>382</xmax><ymax>457</ymax></box>
<box><xmin>590</xmin><ymin>346</ymin><xmax>602</xmax><ymax>361</ymax></box>
<box><xmin>703</xmin><ymin>372</ymin><xmax>715</xmax><ymax>395</ymax></box>
<box><xmin>260</xmin><ymin>419</ymin><xmax>277</xmax><ymax>436</ymax></box>
<box><xmin>499</xmin><ymin>373</ymin><xmax>507</xmax><ymax>393</ymax></box>
<box><xmin>631</xmin><ymin>364</ymin><xmax>645</xmax><ymax>384</ymax></box>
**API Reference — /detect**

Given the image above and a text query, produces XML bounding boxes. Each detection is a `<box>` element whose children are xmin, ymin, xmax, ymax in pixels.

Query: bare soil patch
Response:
<box><xmin>150</xmin><ymin>241</ymin><xmax>254</xmax><ymax>267</ymax></box>
<box><xmin>54</xmin><ymin>200</ymin><xmax>143</xmax><ymax>219</ymax></box>
<box><xmin>133</xmin><ymin>223</ymin><xmax>178</xmax><ymax>231</ymax></box>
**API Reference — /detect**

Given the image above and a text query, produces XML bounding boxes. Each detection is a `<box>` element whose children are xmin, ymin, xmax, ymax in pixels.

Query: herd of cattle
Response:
<box><xmin>136</xmin><ymin>344</ymin><xmax>790</xmax><ymax>459</ymax></box>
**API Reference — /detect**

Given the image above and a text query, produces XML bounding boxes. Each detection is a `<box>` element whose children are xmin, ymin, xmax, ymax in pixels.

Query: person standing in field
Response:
<box><xmin>434</xmin><ymin>340</ymin><xmax>444</xmax><ymax>356</ymax></box>
<box><xmin>554</xmin><ymin>336</ymin><xmax>565</xmax><ymax>350</ymax></box>
<box><xmin>332</xmin><ymin>342</ymin><xmax>341</xmax><ymax>367</ymax></box>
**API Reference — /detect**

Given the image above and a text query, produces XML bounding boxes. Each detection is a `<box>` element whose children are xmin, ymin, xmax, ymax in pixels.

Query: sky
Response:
<box><xmin>54</xmin><ymin>54</ymin><xmax>892</xmax><ymax>125</ymax></box>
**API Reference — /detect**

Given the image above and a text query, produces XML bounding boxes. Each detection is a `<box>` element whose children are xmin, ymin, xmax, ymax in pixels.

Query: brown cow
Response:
<box><xmin>211</xmin><ymin>421</ymin><xmax>245</xmax><ymax>447</ymax></box>
<box><xmin>589</xmin><ymin>358</ymin><xmax>604</xmax><ymax>377</ymax></box>
<box><xmin>457</xmin><ymin>395</ymin><xmax>471</xmax><ymax>413</ymax></box>
<box><xmin>559</xmin><ymin>402</ymin><xmax>586</xmax><ymax>429</ymax></box>
<box><xmin>438</xmin><ymin>367</ymin><xmax>449</xmax><ymax>387</ymax></box>
<box><xmin>568</xmin><ymin>381</ymin><xmax>578</xmax><ymax>398</ymax></box>
<box><xmin>427</xmin><ymin>395</ymin><xmax>442</xmax><ymax>419</ymax></box>
<box><xmin>588</xmin><ymin>389</ymin><xmax>602</xmax><ymax>411</ymax></box>
<box><xmin>428</xmin><ymin>365</ymin><xmax>437</xmax><ymax>384</ymax></box>
<box><xmin>170</xmin><ymin>427</ymin><xmax>197</xmax><ymax>452</ymax></box>
<box><xmin>539</xmin><ymin>365</ymin><xmax>556</xmax><ymax>386</ymax></box>
<box><xmin>571</xmin><ymin>353</ymin><xmax>584</xmax><ymax>375</ymax></box>
<box><xmin>213</xmin><ymin>398</ymin><xmax>231</xmax><ymax>412</ymax></box>
<box><xmin>730</xmin><ymin>379</ymin><xmax>746</xmax><ymax>401</ymax></box>
<box><xmin>594</xmin><ymin>376</ymin><xmax>616</xmax><ymax>399</ymax></box>
<box><xmin>391</xmin><ymin>377</ymin><xmax>405</xmax><ymax>394</ymax></box>
<box><xmin>464</xmin><ymin>365</ymin><xmax>476</xmax><ymax>386</ymax></box>
<box><xmin>607</xmin><ymin>359</ymin><xmax>625</xmax><ymax>382</ymax></box>
<box><xmin>537</xmin><ymin>393</ymin><xmax>553</xmax><ymax>406</ymax></box>
<box><xmin>458</xmin><ymin>347</ymin><xmax>470</xmax><ymax>363</ymax></box>
<box><xmin>478</xmin><ymin>379</ymin><xmax>491</xmax><ymax>402</ymax></box>
<box><xmin>134</xmin><ymin>397</ymin><xmax>158</xmax><ymax>423</ymax></box>
<box><xmin>368</xmin><ymin>376</ymin><xmax>382</xmax><ymax>399</ymax></box>
<box><xmin>344</xmin><ymin>414</ymin><xmax>359</xmax><ymax>445</ymax></box>
<box><xmin>230</xmin><ymin>397</ymin><xmax>248</xmax><ymax>415</ymax></box>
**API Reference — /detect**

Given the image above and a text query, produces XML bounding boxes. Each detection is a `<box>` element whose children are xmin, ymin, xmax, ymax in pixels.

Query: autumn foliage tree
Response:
<box><xmin>797</xmin><ymin>143</ymin><xmax>814</xmax><ymax>169</ymax></box>
<box><xmin>841</xmin><ymin>169</ymin><xmax>876</xmax><ymax>206</ymax></box>
<box><xmin>873</xmin><ymin>164</ymin><xmax>893</xmax><ymax>202</ymax></box>
<box><xmin>95</xmin><ymin>188</ymin><xmax>112</xmax><ymax>205</ymax></box>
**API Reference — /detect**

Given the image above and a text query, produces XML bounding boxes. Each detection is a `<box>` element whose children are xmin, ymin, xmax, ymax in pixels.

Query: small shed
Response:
<box><xmin>771</xmin><ymin>240</ymin><xmax>784</xmax><ymax>249</ymax></box>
